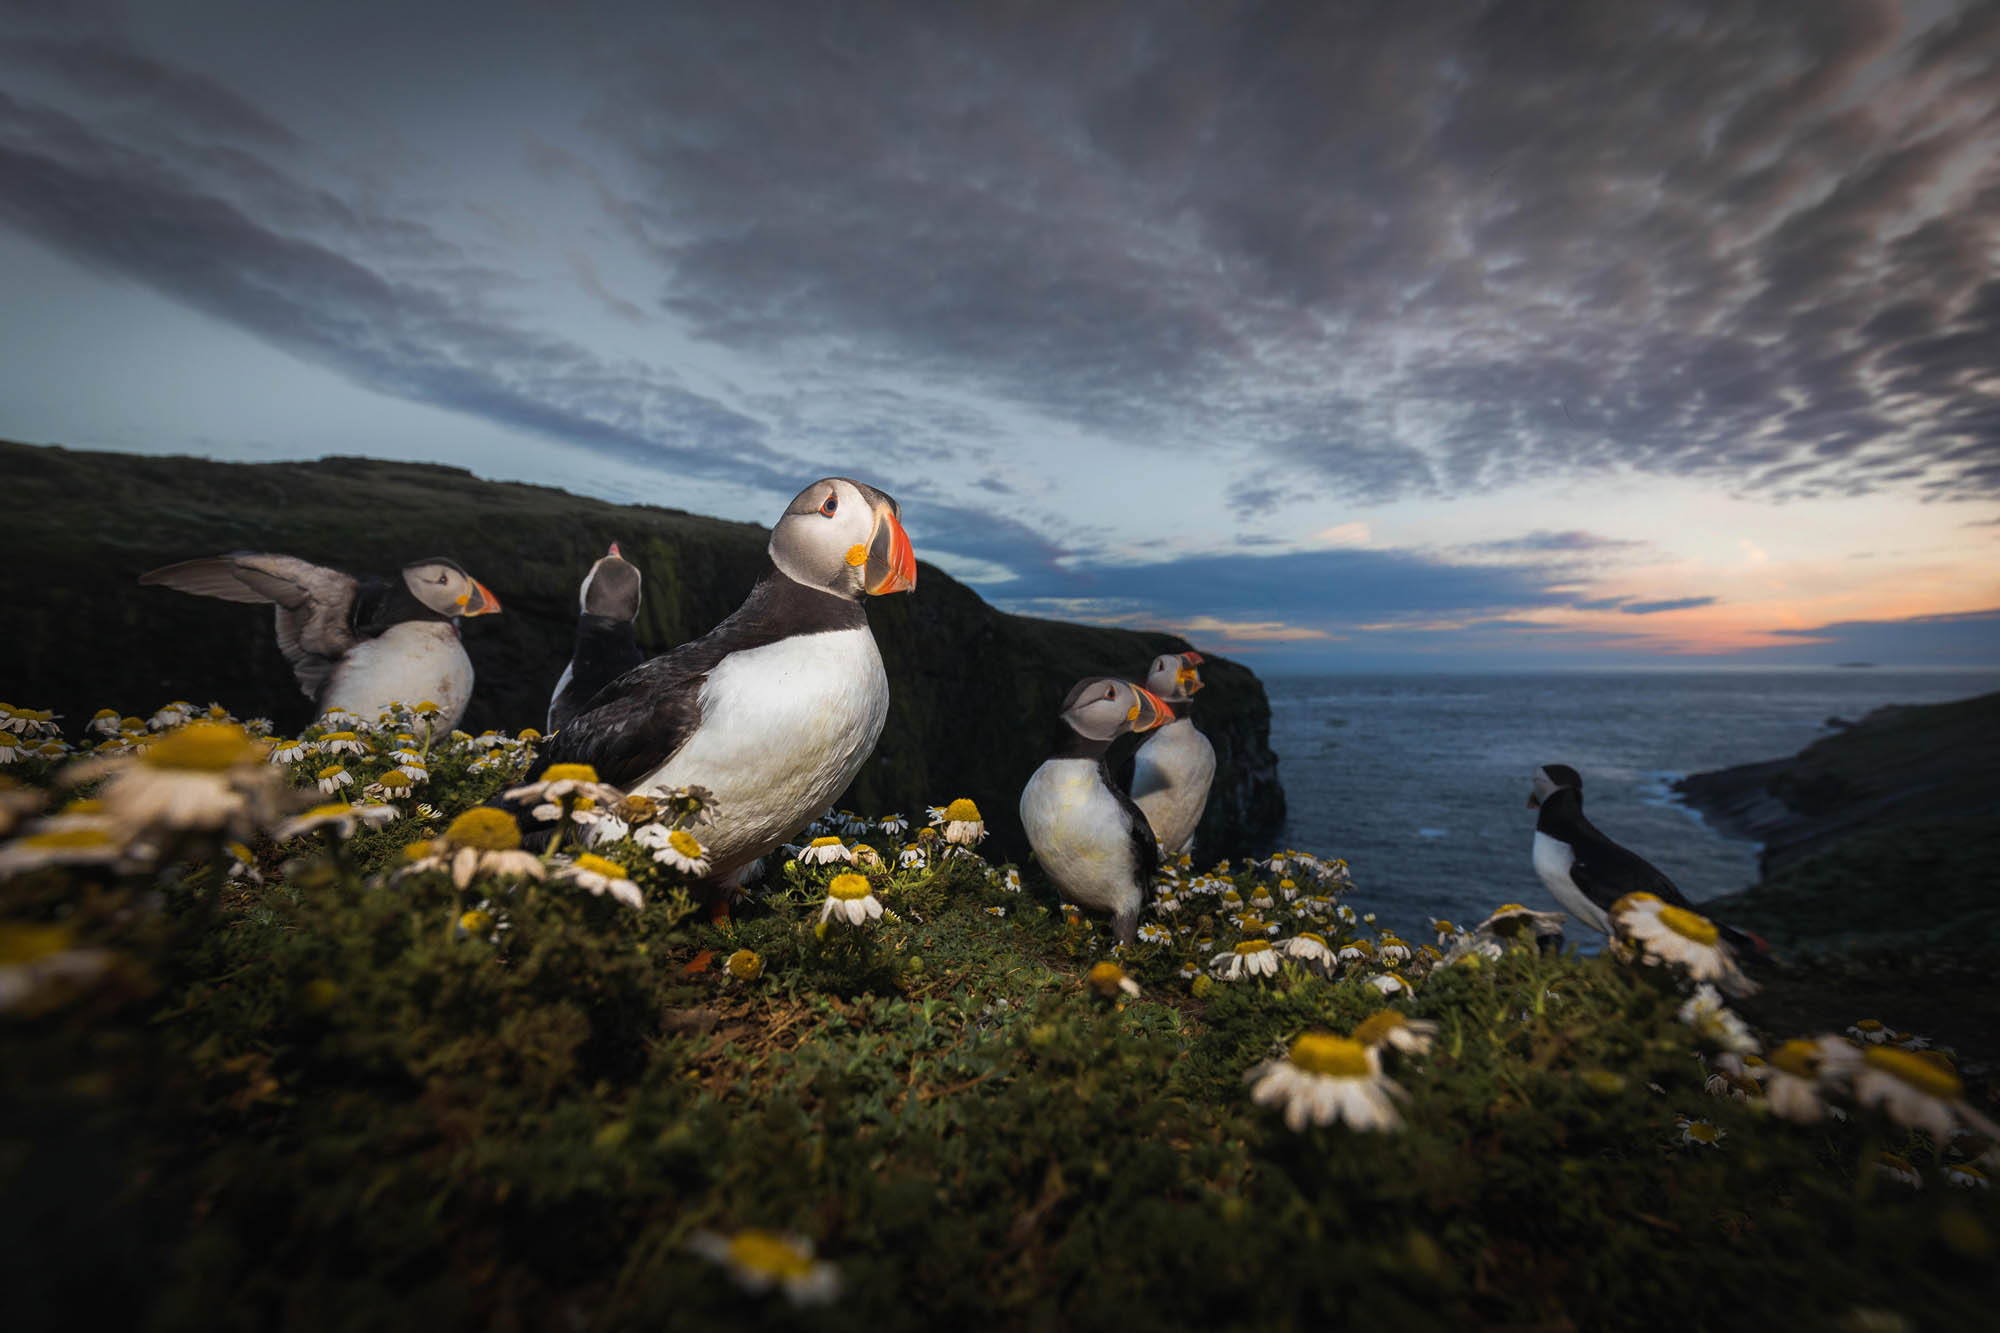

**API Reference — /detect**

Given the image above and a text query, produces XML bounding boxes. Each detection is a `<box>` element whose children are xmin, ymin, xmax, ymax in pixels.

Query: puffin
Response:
<box><xmin>539</xmin><ymin>478</ymin><xmax>916</xmax><ymax>905</ymax></box>
<box><xmin>139</xmin><ymin>553</ymin><xmax>501</xmax><ymax>729</ymax></box>
<box><xmin>548</xmin><ymin>542</ymin><xmax>645</xmax><ymax>733</ymax></box>
<box><xmin>1019</xmin><ymin>676</ymin><xmax>1170</xmax><ymax>946</ymax></box>
<box><xmin>1130</xmin><ymin>650</ymin><xmax>1214</xmax><ymax>855</ymax></box>
<box><xmin>1528</xmin><ymin>763</ymin><xmax>1767</xmax><ymax>957</ymax></box>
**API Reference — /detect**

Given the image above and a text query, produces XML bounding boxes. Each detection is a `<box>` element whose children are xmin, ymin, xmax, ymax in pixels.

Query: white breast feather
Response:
<box><xmin>1533</xmin><ymin>831</ymin><xmax>1610</xmax><ymax>934</ymax></box>
<box><xmin>1131</xmin><ymin>717</ymin><xmax>1216</xmax><ymax>855</ymax></box>
<box><xmin>635</xmin><ymin>628</ymin><xmax>887</xmax><ymax>876</ymax></box>
<box><xmin>1020</xmin><ymin>758</ymin><xmax>1142</xmax><ymax>919</ymax></box>
<box><xmin>321</xmin><ymin>622</ymin><xmax>474</xmax><ymax>730</ymax></box>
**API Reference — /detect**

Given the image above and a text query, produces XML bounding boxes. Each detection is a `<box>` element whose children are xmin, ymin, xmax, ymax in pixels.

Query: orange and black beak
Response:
<box><xmin>1128</xmin><ymin>685</ymin><xmax>1170</xmax><ymax>732</ymax></box>
<box><xmin>457</xmin><ymin>580</ymin><xmax>503</xmax><ymax>617</ymax></box>
<box><xmin>1176</xmin><ymin>651</ymin><xmax>1205</xmax><ymax>695</ymax></box>
<box><xmin>1527</xmin><ymin>794</ymin><xmax>1540</xmax><ymax>809</ymax></box>
<box><xmin>865</xmin><ymin>507</ymin><xmax>917</xmax><ymax>596</ymax></box>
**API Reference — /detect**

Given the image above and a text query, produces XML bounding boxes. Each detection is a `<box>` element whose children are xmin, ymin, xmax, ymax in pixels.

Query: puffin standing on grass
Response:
<box><xmin>1130</xmin><ymin>650</ymin><xmax>1214</xmax><ymax>856</ymax></box>
<box><xmin>540</xmin><ymin>478</ymin><xmax>916</xmax><ymax>909</ymax></box>
<box><xmin>138</xmin><ymin>553</ymin><xmax>501</xmax><ymax>729</ymax></box>
<box><xmin>1527</xmin><ymin>763</ymin><xmax>1768</xmax><ymax>959</ymax></box>
<box><xmin>548</xmin><ymin>542</ymin><xmax>645</xmax><ymax>733</ymax></box>
<box><xmin>1020</xmin><ymin>677</ymin><xmax>1170</xmax><ymax>946</ymax></box>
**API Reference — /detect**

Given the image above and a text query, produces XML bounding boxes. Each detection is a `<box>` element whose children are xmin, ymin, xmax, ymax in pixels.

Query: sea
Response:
<box><xmin>1262</xmin><ymin>667</ymin><xmax>2000</xmax><ymax>940</ymax></box>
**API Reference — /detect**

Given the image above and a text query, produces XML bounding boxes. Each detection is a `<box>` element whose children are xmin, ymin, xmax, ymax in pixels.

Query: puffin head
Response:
<box><xmin>579</xmin><ymin>542</ymin><xmax>643</xmax><ymax>621</ymax></box>
<box><xmin>1059</xmin><ymin>676</ymin><xmax>1170</xmax><ymax>743</ymax></box>
<box><xmin>1144</xmin><ymin>650</ymin><xmax>1205</xmax><ymax>704</ymax></box>
<box><xmin>403</xmin><ymin>558</ymin><xmax>502</xmax><ymax>619</ymax></box>
<box><xmin>1528</xmin><ymin>763</ymin><xmax>1582</xmax><ymax>810</ymax></box>
<box><xmin>769</xmin><ymin>478</ymin><xmax>917</xmax><ymax>598</ymax></box>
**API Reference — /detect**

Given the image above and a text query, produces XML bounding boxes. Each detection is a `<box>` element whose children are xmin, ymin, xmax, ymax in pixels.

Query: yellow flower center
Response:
<box><xmin>443</xmin><ymin>807</ymin><xmax>522</xmax><ymax>851</ymax></box>
<box><xmin>617</xmin><ymin>795</ymin><xmax>661</xmax><ymax>821</ymax></box>
<box><xmin>1279</xmin><ymin>878</ymin><xmax>1296</xmax><ymax>890</ymax></box>
<box><xmin>539</xmin><ymin>762</ymin><xmax>599</xmax><ymax>784</ymax></box>
<box><xmin>944</xmin><ymin>798</ymin><xmax>981</xmax><ymax>822</ymax></box>
<box><xmin>1234</xmin><ymin>940</ymin><xmax>1272</xmax><ymax>956</ymax></box>
<box><xmin>1288</xmin><ymin>1032</ymin><xmax>1371</xmax><ymax>1078</ymax></box>
<box><xmin>574</xmin><ymin>853</ymin><xmax>625</xmax><ymax>880</ymax></box>
<box><xmin>0</xmin><ymin>921</ymin><xmax>76</xmax><ymax>964</ymax></box>
<box><xmin>726</xmin><ymin>948</ymin><xmax>764</xmax><ymax>980</ymax></box>
<box><xmin>828</xmin><ymin>872</ymin><xmax>873</xmax><ymax>901</ymax></box>
<box><xmin>141</xmin><ymin>722</ymin><xmax>263</xmax><ymax>771</ymax></box>
<box><xmin>460</xmin><ymin>909</ymin><xmax>494</xmax><ymax>934</ymax></box>
<box><xmin>1863</xmin><ymin>1045</ymin><xmax>1962</xmax><ymax>1099</ymax></box>
<box><xmin>810</xmin><ymin>836</ymin><xmax>845</xmax><ymax>848</ymax></box>
<box><xmin>1768</xmin><ymin>1040</ymin><xmax>1821</xmax><ymax>1079</ymax></box>
<box><xmin>1684</xmin><ymin>1119</ymin><xmax>1722</xmax><ymax>1144</ymax></box>
<box><xmin>1237</xmin><ymin>917</ymin><xmax>1270</xmax><ymax>934</ymax></box>
<box><xmin>63</xmin><ymin>799</ymin><xmax>105</xmax><ymax>814</ymax></box>
<box><xmin>415</xmin><ymin>701</ymin><xmax>441</xmax><ymax>713</ymax></box>
<box><xmin>1296</xmin><ymin>932</ymin><xmax>1327</xmax><ymax>949</ymax></box>
<box><xmin>1492</xmin><ymin>903</ymin><xmax>1528</xmax><ymax>915</ymax></box>
<box><xmin>377</xmin><ymin>770</ymin><xmax>412</xmax><ymax>789</ymax></box>
<box><xmin>1351</xmin><ymin>1011</ymin><xmax>1409</xmax><ymax>1046</ymax></box>
<box><xmin>227</xmin><ymin>841</ymin><xmax>254</xmax><ymax>863</ymax></box>
<box><xmin>1658</xmin><ymin>905</ymin><xmax>1720</xmax><ymax>946</ymax></box>
<box><xmin>1854</xmin><ymin>1019</ymin><xmax>1884</xmax><ymax>1032</ymax></box>
<box><xmin>323</xmin><ymin>730</ymin><xmax>359</xmax><ymax>743</ymax></box>
<box><xmin>516</xmin><ymin>728</ymin><xmax>542</xmax><ymax>741</ymax></box>
<box><xmin>668</xmin><ymin>829</ymin><xmax>704</xmax><ymax>857</ymax></box>
<box><xmin>316</xmin><ymin>764</ymin><xmax>348</xmax><ymax>780</ymax></box>
<box><xmin>1088</xmin><ymin>961</ymin><xmax>1128</xmax><ymax>990</ymax></box>
<box><xmin>23</xmin><ymin>828</ymin><xmax>116</xmax><ymax>850</ymax></box>
<box><xmin>726</xmin><ymin>1229</ymin><xmax>816</xmax><ymax>1281</ymax></box>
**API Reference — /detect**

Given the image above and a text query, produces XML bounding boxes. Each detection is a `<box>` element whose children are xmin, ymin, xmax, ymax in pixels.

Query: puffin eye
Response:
<box><xmin>819</xmin><ymin>492</ymin><xmax>838</xmax><ymax>517</ymax></box>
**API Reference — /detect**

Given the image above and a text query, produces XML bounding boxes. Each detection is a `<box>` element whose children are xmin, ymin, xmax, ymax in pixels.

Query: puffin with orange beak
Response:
<box><xmin>1130</xmin><ymin>650</ymin><xmax>1215</xmax><ymax>856</ymax></box>
<box><xmin>138</xmin><ymin>552</ymin><xmax>502</xmax><ymax>730</ymax></box>
<box><xmin>540</xmin><ymin>478</ymin><xmax>916</xmax><ymax>912</ymax></box>
<box><xmin>1019</xmin><ymin>676</ymin><xmax>1170</xmax><ymax>946</ymax></box>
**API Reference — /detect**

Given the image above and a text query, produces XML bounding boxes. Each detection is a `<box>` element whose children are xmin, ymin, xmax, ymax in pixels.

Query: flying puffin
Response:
<box><xmin>539</xmin><ymin>478</ymin><xmax>916</xmax><ymax>905</ymax></box>
<box><xmin>548</xmin><ymin>542</ymin><xmax>645</xmax><ymax>733</ymax></box>
<box><xmin>1130</xmin><ymin>650</ymin><xmax>1214</xmax><ymax>855</ymax></box>
<box><xmin>139</xmin><ymin>553</ymin><xmax>501</xmax><ymax>729</ymax></box>
<box><xmin>1019</xmin><ymin>676</ymin><xmax>1170</xmax><ymax>946</ymax></box>
<box><xmin>1528</xmin><ymin>763</ymin><xmax>1768</xmax><ymax>957</ymax></box>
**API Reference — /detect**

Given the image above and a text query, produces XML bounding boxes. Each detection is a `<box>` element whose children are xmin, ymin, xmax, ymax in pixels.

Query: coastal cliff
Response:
<box><xmin>0</xmin><ymin>439</ymin><xmax>1285</xmax><ymax>859</ymax></box>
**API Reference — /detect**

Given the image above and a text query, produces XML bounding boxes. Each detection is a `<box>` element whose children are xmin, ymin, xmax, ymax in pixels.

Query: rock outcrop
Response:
<box><xmin>1</xmin><ymin>439</ymin><xmax>1285</xmax><ymax>860</ymax></box>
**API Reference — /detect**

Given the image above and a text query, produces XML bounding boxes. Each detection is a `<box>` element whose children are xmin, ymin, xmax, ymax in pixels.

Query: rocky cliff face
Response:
<box><xmin>1674</xmin><ymin>690</ymin><xmax>2000</xmax><ymax>875</ymax></box>
<box><xmin>1</xmin><ymin>439</ymin><xmax>1285</xmax><ymax>859</ymax></box>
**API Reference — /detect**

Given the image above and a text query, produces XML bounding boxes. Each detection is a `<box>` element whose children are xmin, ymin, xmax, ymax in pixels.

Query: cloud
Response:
<box><xmin>1165</xmin><ymin>616</ymin><xmax>1330</xmax><ymax>643</ymax></box>
<box><xmin>1463</xmin><ymin>530</ymin><xmax>1645</xmax><ymax>555</ymax></box>
<box><xmin>1620</xmin><ymin>596</ymin><xmax>1721</xmax><ymax>615</ymax></box>
<box><xmin>1761</xmin><ymin>606</ymin><xmax>2000</xmax><ymax>664</ymax></box>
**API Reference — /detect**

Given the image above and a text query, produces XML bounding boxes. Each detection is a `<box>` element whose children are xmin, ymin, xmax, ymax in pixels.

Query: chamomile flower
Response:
<box><xmin>1366</xmin><ymin>972</ymin><xmax>1413</xmax><ymax>998</ymax></box>
<box><xmin>940</xmin><ymin>798</ymin><xmax>986</xmax><ymax>846</ymax></box>
<box><xmin>1338</xmin><ymin>939</ymin><xmax>1376</xmax><ymax>964</ymax></box>
<box><xmin>686</xmin><ymin>1228</ymin><xmax>839</xmax><ymax>1306</ymax></box>
<box><xmin>819</xmin><ymin>872</ymin><xmax>883</xmax><ymax>927</ymax></box>
<box><xmin>1211</xmin><ymin>939</ymin><xmax>1280</xmax><ymax>980</ymax></box>
<box><xmin>1377</xmin><ymin>934</ymin><xmax>1413</xmax><ymax>963</ymax></box>
<box><xmin>1848</xmin><ymin>1019</ymin><xmax>1891</xmax><ymax>1045</ymax></box>
<box><xmin>1875</xmin><ymin>1151</ymin><xmax>1922</xmax><ymax>1188</ymax></box>
<box><xmin>1851</xmin><ymin>1045</ymin><xmax>2000</xmax><ymax>1140</ymax></box>
<box><xmin>1944</xmin><ymin>1163</ymin><xmax>1990</xmax><ymax>1189</ymax></box>
<box><xmin>82</xmin><ymin>722</ymin><xmax>292</xmax><ymax>841</ymax></box>
<box><xmin>316</xmin><ymin>764</ymin><xmax>354</xmax><ymax>794</ymax></box>
<box><xmin>1247</xmin><ymin>886</ymin><xmax>1275</xmax><ymax>910</ymax></box>
<box><xmin>1678</xmin><ymin>983</ymin><xmax>1760</xmax><ymax>1055</ymax></box>
<box><xmin>1279</xmin><ymin>932</ymin><xmax>1336</xmax><ymax>970</ymax></box>
<box><xmin>1676</xmin><ymin>1115</ymin><xmax>1725</xmax><ymax>1149</ymax></box>
<box><xmin>367</xmin><ymin>769</ymin><xmax>416</xmax><ymax>803</ymax></box>
<box><xmin>1135</xmin><ymin>923</ymin><xmax>1172</xmax><ymax>946</ymax></box>
<box><xmin>1610</xmin><ymin>893</ymin><xmax>1757</xmax><ymax>996</ymax></box>
<box><xmin>504</xmin><ymin>763</ymin><xmax>622</xmax><ymax>808</ymax></box>
<box><xmin>274</xmin><ymin>801</ymin><xmax>400</xmax><ymax>841</ymax></box>
<box><xmin>640</xmin><ymin>825</ymin><xmax>711</xmax><ymax>876</ymax></box>
<box><xmin>1351</xmin><ymin>1010</ymin><xmax>1439</xmax><ymax>1057</ymax></box>
<box><xmin>1087</xmin><ymin>961</ymin><xmax>1141</xmax><ymax>999</ymax></box>
<box><xmin>925</xmin><ymin>805</ymin><xmax>949</xmax><ymax>826</ymax></box>
<box><xmin>1473</xmin><ymin>903</ymin><xmax>1568</xmax><ymax>948</ymax></box>
<box><xmin>86</xmin><ymin>709</ymin><xmax>123</xmax><ymax>738</ymax></box>
<box><xmin>147</xmin><ymin>701</ymin><xmax>196</xmax><ymax>731</ymax></box>
<box><xmin>555</xmin><ymin>853</ymin><xmax>643</xmax><ymax>909</ymax></box>
<box><xmin>1761</xmin><ymin>1037</ymin><xmax>1848</xmax><ymax>1124</ymax></box>
<box><xmin>0</xmin><ymin>923</ymin><xmax>114</xmax><ymax>1013</ymax></box>
<box><xmin>1245</xmin><ymin>1032</ymin><xmax>1407</xmax><ymax>1132</ymax></box>
<box><xmin>995</xmin><ymin>867</ymin><xmax>1022</xmax><ymax>893</ymax></box>
<box><xmin>896</xmin><ymin>844</ymin><xmax>927</xmax><ymax>870</ymax></box>
<box><xmin>878</xmin><ymin>812</ymin><xmax>909</xmax><ymax>836</ymax></box>
<box><xmin>1178</xmin><ymin>960</ymin><xmax>1200</xmax><ymax>982</ymax></box>
<box><xmin>269</xmin><ymin>738</ymin><xmax>311</xmax><ymax>763</ymax></box>
<box><xmin>799</xmin><ymin>836</ymin><xmax>853</xmax><ymax>866</ymax></box>
<box><xmin>726</xmin><ymin>949</ymin><xmax>765</xmax><ymax>981</ymax></box>
<box><xmin>985</xmin><ymin>905</ymin><xmax>1007</xmax><ymax>918</ymax></box>
<box><xmin>0</xmin><ymin>824</ymin><xmax>130</xmax><ymax>875</ymax></box>
<box><xmin>0</xmin><ymin>734</ymin><xmax>28</xmax><ymax>764</ymax></box>
<box><xmin>401</xmin><ymin>808</ymin><xmax>546</xmax><ymax>890</ymax></box>
<box><xmin>1275</xmin><ymin>877</ymin><xmax>1299</xmax><ymax>901</ymax></box>
<box><xmin>318</xmin><ymin>730</ymin><xmax>366</xmax><ymax>757</ymax></box>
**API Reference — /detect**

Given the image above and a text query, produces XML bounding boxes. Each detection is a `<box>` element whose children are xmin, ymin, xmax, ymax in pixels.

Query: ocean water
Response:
<box><xmin>1263</xmin><ymin>668</ymin><xmax>2000</xmax><ymax>940</ymax></box>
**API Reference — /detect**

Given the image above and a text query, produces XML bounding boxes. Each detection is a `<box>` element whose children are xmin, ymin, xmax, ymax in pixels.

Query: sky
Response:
<box><xmin>1</xmin><ymin>0</ymin><xmax>1997</xmax><ymax>670</ymax></box>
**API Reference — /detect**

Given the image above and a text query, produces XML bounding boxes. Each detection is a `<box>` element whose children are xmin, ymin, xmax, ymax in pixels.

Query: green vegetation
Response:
<box><xmin>4</xmin><ymin>700</ymin><xmax>1997</xmax><ymax>1331</ymax></box>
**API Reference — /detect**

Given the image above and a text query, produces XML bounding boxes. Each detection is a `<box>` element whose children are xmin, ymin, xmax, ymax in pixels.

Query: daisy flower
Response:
<box><xmin>1678</xmin><ymin>983</ymin><xmax>1760</xmax><ymax>1055</ymax></box>
<box><xmin>850</xmin><ymin>844</ymin><xmax>886</xmax><ymax>871</ymax></box>
<box><xmin>940</xmin><ymin>799</ymin><xmax>986</xmax><ymax>846</ymax></box>
<box><xmin>1610</xmin><ymin>893</ymin><xmax>1757</xmax><ymax>996</ymax></box>
<box><xmin>1676</xmin><ymin>1115</ymin><xmax>1725</xmax><ymax>1149</ymax></box>
<box><xmin>318</xmin><ymin>730</ymin><xmax>366</xmax><ymax>757</ymax></box>
<box><xmin>1351</xmin><ymin>1010</ymin><xmax>1439</xmax><ymax>1057</ymax></box>
<box><xmin>896</xmin><ymin>844</ymin><xmax>927</xmax><ymax>870</ymax></box>
<box><xmin>0</xmin><ymin>734</ymin><xmax>28</xmax><ymax>764</ymax></box>
<box><xmin>1472</xmin><ymin>903</ymin><xmax>1568</xmax><ymax>948</ymax></box>
<box><xmin>1876</xmin><ymin>1151</ymin><xmax>1922</xmax><ymax>1188</ymax></box>
<box><xmin>1944</xmin><ymin>1163</ymin><xmax>1990</xmax><ymax>1189</ymax></box>
<box><xmin>147</xmin><ymin>701</ymin><xmax>196</xmax><ymax>731</ymax></box>
<box><xmin>686</xmin><ymin>1228</ymin><xmax>839</xmax><ymax>1306</ymax></box>
<box><xmin>1338</xmin><ymin>939</ymin><xmax>1376</xmax><ymax>964</ymax></box>
<box><xmin>1377</xmin><ymin>934</ymin><xmax>1413</xmax><ymax>962</ymax></box>
<box><xmin>985</xmin><ymin>905</ymin><xmax>1008</xmax><ymax>918</ymax></box>
<box><xmin>1178</xmin><ymin>960</ymin><xmax>1200</xmax><ymax>982</ymax></box>
<box><xmin>1135</xmin><ymin>923</ymin><xmax>1172</xmax><ymax>946</ymax></box>
<box><xmin>799</xmin><ymin>836</ymin><xmax>853</xmax><ymax>866</ymax></box>
<box><xmin>504</xmin><ymin>763</ymin><xmax>622</xmax><ymax>808</ymax></box>
<box><xmin>316</xmin><ymin>764</ymin><xmax>354</xmax><ymax>795</ymax></box>
<box><xmin>1275</xmin><ymin>877</ymin><xmax>1299</xmax><ymax>901</ymax></box>
<box><xmin>367</xmin><ymin>770</ymin><xmax>417</xmax><ymax>803</ymax></box>
<box><xmin>269</xmin><ymin>738</ymin><xmax>312</xmax><ymax>763</ymax></box>
<box><xmin>86</xmin><ymin>709</ymin><xmax>123</xmax><ymax>738</ymax></box>
<box><xmin>555</xmin><ymin>853</ymin><xmax>643</xmax><ymax>909</ymax></box>
<box><xmin>1247</xmin><ymin>886</ymin><xmax>1275</xmax><ymax>910</ymax></box>
<box><xmin>0</xmin><ymin>824</ymin><xmax>131</xmax><ymax>875</ymax></box>
<box><xmin>1847</xmin><ymin>1019</ymin><xmax>1890</xmax><ymax>1044</ymax></box>
<box><xmin>401</xmin><ymin>808</ymin><xmax>546</xmax><ymax>890</ymax></box>
<box><xmin>1211</xmin><ymin>939</ymin><xmax>1280</xmax><ymax>980</ymax></box>
<box><xmin>995</xmin><ymin>867</ymin><xmax>1022</xmax><ymax>893</ymax></box>
<box><xmin>274</xmin><ymin>801</ymin><xmax>400</xmax><ymax>841</ymax></box>
<box><xmin>1760</xmin><ymin>1037</ymin><xmax>1850</xmax><ymax>1124</ymax></box>
<box><xmin>1279</xmin><ymin>932</ymin><xmax>1336</xmax><ymax>970</ymax></box>
<box><xmin>1366</xmin><ymin>972</ymin><xmax>1413</xmax><ymax>997</ymax></box>
<box><xmin>81</xmin><ymin>722</ymin><xmax>291</xmax><ymax>841</ymax></box>
<box><xmin>924</xmin><ymin>805</ymin><xmax>949</xmax><ymax>826</ymax></box>
<box><xmin>639</xmin><ymin>825</ymin><xmax>711</xmax><ymax>876</ymax></box>
<box><xmin>1153</xmin><ymin>894</ymin><xmax>1181</xmax><ymax>915</ymax></box>
<box><xmin>0</xmin><ymin>923</ymin><xmax>114</xmax><ymax>1014</ymax></box>
<box><xmin>878</xmin><ymin>812</ymin><xmax>909</xmax><ymax>836</ymax></box>
<box><xmin>1087</xmin><ymin>961</ymin><xmax>1141</xmax><ymax>999</ymax></box>
<box><xmin>726</xmin><ymin>949</ymin><xmax>765</xmax><ymax>981</ymax></box>
<box><xmin>820</xmin><ymin>872</ymin><xmax>883</xmax><ymax>927</ymax></box>
<box><xmin>1851</xmin><ymin>1045</ymin><xmax>2000</xmax><ymax>1140</ymax></box>
<box><xmin>1245</xmin><ymin>1032</ymin><xmax>1408</xmax><ymax>1133</ymax></box>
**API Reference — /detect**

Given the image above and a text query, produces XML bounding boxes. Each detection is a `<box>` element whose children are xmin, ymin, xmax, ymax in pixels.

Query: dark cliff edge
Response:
<box><xmin>1673</xmin><ymin>691</ymin><xmax>2000</xmax><ymax>877</ymax></box>
<box><xmin>0</xmin><ymin>439</ymin><xmax>1285</xmax><ymax>860</ymax></box>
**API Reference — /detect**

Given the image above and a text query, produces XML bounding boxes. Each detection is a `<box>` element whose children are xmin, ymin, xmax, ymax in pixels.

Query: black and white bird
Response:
<box><xmin>1020</xmin><ymin>676</ymin><xmax>1170</xmax><ymax>946</ymax></box>
<box><xmin>1130</xmin><ymin>650</ymin><xmax>1214</xmax><ymax>856</ymax></box>
<box><xmin>139</xmin><ymin>553</ymin><xmax>502</xmax><ymax>730</ymax></box>
<box><xmin>1528</xmin><ymin>763</ymin><xmax>1767</xmax><ymax>956</ymax></box>
<box><xmin>548</xmin><ymin>542</ymin><xmax>645</xmax><ymax>733</ymax></box>
<box><xmin>539</xmin><ymin>478</ymin><xmax>916</xmax><ymax>899</ymax></box>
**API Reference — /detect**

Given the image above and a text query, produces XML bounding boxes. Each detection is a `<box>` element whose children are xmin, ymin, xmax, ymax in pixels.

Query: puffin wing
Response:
<box><xmin>141</xmin><ymin>553</ymin><xmax>362</xmax><ymax>701</ymax></box>
<box><xmin>1103</xmin><ymin>760</ymin><xmax>1162</xmax><ymax>895</ymax></box>
<box><xmin>1565</xmin><ymin>836</ymin><xmax>1693</xmax><ymax>914</ymax></box>
<box><xmin>539</xmin><ymin>651</ymin><xmax>711</xmax><ymax>791</ymax></box>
